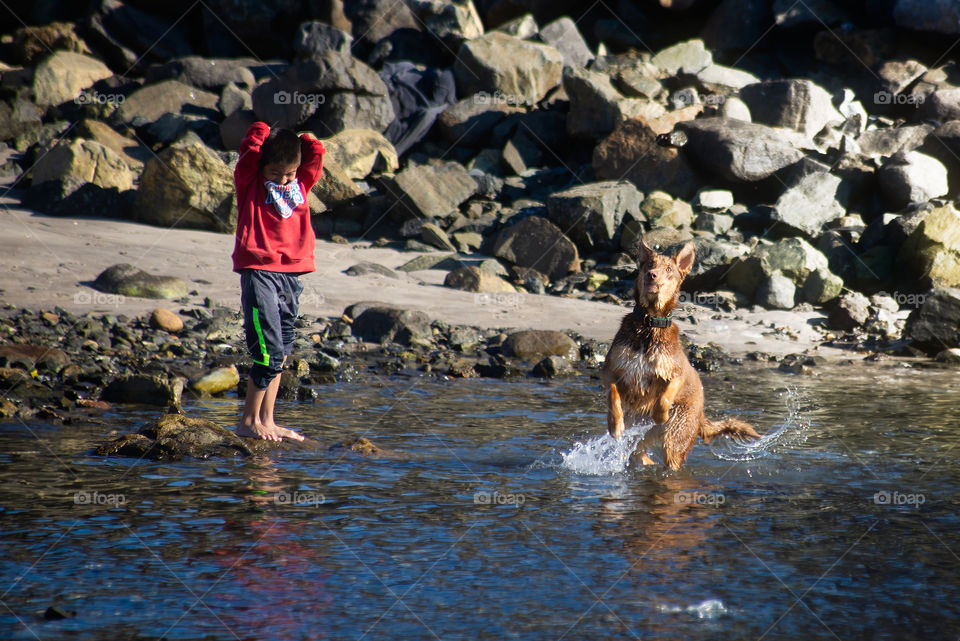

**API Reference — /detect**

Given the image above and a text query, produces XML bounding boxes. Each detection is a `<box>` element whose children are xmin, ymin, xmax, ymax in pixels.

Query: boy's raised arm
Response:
<box><xmin>296</xmin><ymin>132</ymin><xmax>326</xmax><ymax>191</ymax></box>
<box><xmin>235</xmin><ymin>121</ymin><xmax>271</xmax><ymax>187</ymax></box>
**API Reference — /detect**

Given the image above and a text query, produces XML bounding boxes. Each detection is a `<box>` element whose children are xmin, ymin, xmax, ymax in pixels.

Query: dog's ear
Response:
<box><xmin>630</xmin><ymin>237</ymin><xmax>654</xmax><ymax>263</ymax></box>
<box><xmin>675</xmin><ymin>241</ymin><xmax>695</xmax><ymax>276</ymax></box>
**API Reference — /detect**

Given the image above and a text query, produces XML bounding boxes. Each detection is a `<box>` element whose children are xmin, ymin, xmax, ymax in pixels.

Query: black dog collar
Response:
<box><xmin>634</xmin><ymin>306</ymin><xmax>673</xmax><ymax>328</ymax></box>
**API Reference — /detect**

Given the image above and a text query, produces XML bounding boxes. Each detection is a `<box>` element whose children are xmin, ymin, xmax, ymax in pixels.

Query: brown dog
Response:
<box><xmin>602</xmin><ymin>238</ymin><xmax>759</xmax><ymax>470</ymax></box>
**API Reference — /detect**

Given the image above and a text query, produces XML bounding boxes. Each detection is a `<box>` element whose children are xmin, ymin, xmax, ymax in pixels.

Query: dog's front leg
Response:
<box><xmin>607</xmin><ymin>382</ymin><xmax>625</xmax><ymax>439</ymax></box>
<box><xmin>654</xmin><ymin>377</ymin><xmax>682</xmax><ymax>424</ymax></box>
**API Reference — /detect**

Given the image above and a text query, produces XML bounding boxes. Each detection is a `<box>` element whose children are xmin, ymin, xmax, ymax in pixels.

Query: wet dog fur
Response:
<box><xmin>601</xmin><ymin>238</ymin><xmax>759</xmax><ymax>470</ymax></box>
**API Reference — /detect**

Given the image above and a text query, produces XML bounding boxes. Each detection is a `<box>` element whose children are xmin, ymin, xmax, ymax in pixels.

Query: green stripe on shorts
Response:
<box><xmin>251</xmin><ymin>306</ymin><xmax>269</xmax><ymax>366</ymax></box>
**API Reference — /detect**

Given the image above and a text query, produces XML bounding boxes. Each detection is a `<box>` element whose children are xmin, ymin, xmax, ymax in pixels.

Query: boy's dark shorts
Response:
<box><xmin>240</xmin><ymin>269</ymin><xmax>303</xmax><ymax>389</ymax></box>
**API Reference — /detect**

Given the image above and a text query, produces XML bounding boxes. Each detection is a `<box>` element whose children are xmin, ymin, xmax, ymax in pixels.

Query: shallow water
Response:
<box><xmin>2</xmin><ymin>362</ymin><xmax>960</xmax><ymax>640</ymax></box>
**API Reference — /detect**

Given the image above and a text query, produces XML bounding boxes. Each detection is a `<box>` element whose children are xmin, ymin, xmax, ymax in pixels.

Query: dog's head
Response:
<box><xmin>630</xmin><ymin>238</ymin><xmax>695</xmax><ymax>312</ymax></box>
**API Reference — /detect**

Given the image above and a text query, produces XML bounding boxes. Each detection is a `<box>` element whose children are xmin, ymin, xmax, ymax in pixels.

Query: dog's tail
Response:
<box><xmin>701</xmin><ymin>417</ymin><xmax>760</xmax><ymax>444</ymax></box>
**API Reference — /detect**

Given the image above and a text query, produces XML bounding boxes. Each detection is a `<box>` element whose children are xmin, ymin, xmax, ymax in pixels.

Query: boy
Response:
<box><xmin>232</xmin><ymin>121</ymin><xmax>325</xmax><ymax>442</ymax></box>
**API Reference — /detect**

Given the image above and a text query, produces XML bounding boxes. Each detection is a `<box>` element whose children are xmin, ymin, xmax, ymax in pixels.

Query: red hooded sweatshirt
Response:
<box><xmin>232</xmin><ymin>121</ymin><xmax>325</xmax><ymax>273</ymax></box>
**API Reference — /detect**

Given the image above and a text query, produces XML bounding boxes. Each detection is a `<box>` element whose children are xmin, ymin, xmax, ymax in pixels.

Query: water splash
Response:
<box><xmin>657</xmin><ymin>598</ymin><xmax>728</xmax><ymax>619</ymax></box>
<box><xmin>557</xmin><ymin>423</ymin><xmax>653</xmax><ymax>476</ymax></box>
<box><xmin>709</xmin><ymin>386</ymin><xmax>810</xmax><ymax>461</ymax></box>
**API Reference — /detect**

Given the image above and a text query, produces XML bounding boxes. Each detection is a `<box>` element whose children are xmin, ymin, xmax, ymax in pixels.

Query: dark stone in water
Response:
<box><xmin>44</xmin><ymin>605</ymin><xmax>76</xmax><ymax>620</ymax></box>
<box><xmin>531</xmin><ymin>355</ymin><xmax>573</xmax><ymax>378</ymax></box>
<box><xmin>100</xmin><ymin>373</ymin><xmax>184</xmax><ymax>408</ymax></box>
<box><xmin>329</xmin><ymin>436</ymin><xmax>385</xmax><ymax>457</ymax></box>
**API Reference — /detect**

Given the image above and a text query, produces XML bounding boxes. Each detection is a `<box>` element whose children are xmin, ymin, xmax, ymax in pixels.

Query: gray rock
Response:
<box><xmin>444</xmin><ymin>266</ymin><xmax>516</xmax><ymax>292</ymax></box>
<box><xmin>100</xmin><ymin>376</ymin><xmax>184</xmax><ymax>408</ymax></box>
<box><xmin>493</xmin><ymin>216</ymin><xmax>579</xmax><ymax>281</ymax></box>
<box><xmin>877</xmin><ymin>59</ymin><xmax>928</xmax><ymax>97</ymax></box>
<box><xmin>756</xmin><ymin>272</ymin><xmax>796</xmax><ymax>309</ymax></box>
<box><xmin>436</xmin><ymin>96</ymin><xmax>523</xmax><ymax>146</ymax></box>
<box><xmin>828</xmin><ymin>291</ymin><xmax>871</xmax><ymax>331</ymax></box>
<box><xmin>397</xmin><ymin>254</ymin><xmax>462</xmax><ymax>272</ymax></box>
<box><xmin>421</xmin><ymin>222</ymin><xmax>458</xmax><ymax>252</ymax></box>
<box><xmin>770</xmin><ymin>172</ymin><xmax>846</xmax><ymax>238</ymax></box>
<box><xmin>640</xmin><ymin>191</ymin><xmax>693</xmax><ymax>229</ymax></box>
<box><xmin>594</xmin><ymin>119</ymin><xmax>699</xmax><ymax>199</ymax></box>
<box><xmin>32</xmin><ymin>51</ymin><xmax>113</xmax><ymax>107</ymax></box>
<box><xmin>693</xmin><ymin>211</ymin><xmax>734</xmax><ymax>235</ymax></box>
<box><xmin>135</xmin><ymin>136</ymin><xmax>236</xmax><ymax>233</ymax></box>
<box><xmin>383</xmin><ymin>162</ymin><xmax>477</xmax><ymax>220</ymax></box>
<box><xmin>719</xmin><ymin>96</ymin><xmax>751</xmax><ymax>121</ymax></box>
<box><xmin>538</xmin><ymin>17</ymin><xmax>594</xmax><ymax>68</ymax></box>
<box><xmin>739</xmin><ymin>79</ymin><xmax>842</xmax><ymax>137</ymax></box>
<box><xmin>546</xmin><ymin>180</ymin><xmax>642</xmax><ymax>254</ymax></box>
<box><xmin>676</xmin><ymin>117</ymin><xmax>804</xmax><ymax>182</ymax></box>
<box><xmin>496</xmin><ymin>13</ymin><xmax>538</xmax><ymax>39</ymax></box>
<box><xmin>251</xmin><ymin>51</ymin><xmax>394</xmax><ymax>133</ymax></box>
<box><xmin>878</xmin><ymin>151</ymin><xmax>949</xmax><ymax>209</ymax></box>
<box><xmin>0</xmin><ymin>98</ymin><xmax>43</xmax><ymax>144</ymax></box>
<box><xmin>562</xmin><ymin>66</ymin><xmax>664</xmax><ymax>139</ymax></box>
<box><xmin>532</xmin><ymin>354</ymin><xmax>574</xmax><ymax>377</ymax></box>
<box><xmin>857</xmin><ymin>125</ymin><xmax>933</xmax><ymax>159</ymax></box>
<box><xmin>93</xmin><ymin>264</ymin><xmax>188</xmax><ymax>300</ymax></box>
<box><xmin>897</xmin><ymin>203</ymin><xmax>960</xmax><ymax>289</ymax></box>
<box><xmin>801</xmin><ymin>267</ymin><xmax>843</xmax><ymax>304</ymax></box>
<box><xmin>650</xmin><ymin>39</ymin><xmax>712</xmax><ymax>76</ymax></box>
<box><xmin>410</xmin><ymin>0</ymin><xmax>484</xmax><ymax>49</ymax></box>
<box><xmin>501</xmin><ymin>130</ymin><xmax>543</xmax><ymax>175</ymax></box>
<box><xmin>219</xmin><ymin>108</ymin><xmax>256</xmax><ymax>150</ymax></box>
<box><xmin>681</xmin><ymin>237</ymin><xmax>750</xmax><ymax>291</ymax></box>
<box><xmin>144</xmin><ymin>56</ymin><xmax>256</xmax><ymax>91</ymax></box>
<box><xmin>696</xmin><ymin>64</ymin><xmax>759</xmax><ymax>92</ymax></box>
<box><xmin>352</xmin><ymin>307</ymin><xmax>433</xmax><ymax>345</ymax></box>
<box><xmin>320</xmin><ymin>128</ymin><xmax>398</xmax><ymax>180</ymax></box>
<box><xmin>904</xmin><ymin>287</ymin><xmax>960</xmax><ymax>353</ymax></box>
<box><xmin>115</xmin><ymin>80</ymin><xmax>219</xmax><ymax>126</ymax></box>
<box><xmin>28</xmin><ymin>138</ymin><xmax>136</xmax><ymax>215</ymax></box>
<box><xmin>727</xmin><ymin>237</ymin><xmax>831</xmax><ymax>297</ymax></box>
<box><xmin>344</xmin><ymin>262</ymin><xmax>400</xmax><ymax>279</ymax></box>
<box><xmin>695</xmin><ymin>189</ymin><xmax>734</xmax><ymax>210</ymax></box>
<box><xmin>893</xmin><ymin>0</ymin><xmax>960</xmax><ymax>34</ymax></box>
<box><xmin>294</xmin><ymin>22</ymin><xmax>353</xmax><ymax>57</ymax></box>
<box><xmin>454</xmin><ymin>32</ymin><xmax>563</xmax><ymax>106</ymax></box>
<box><xmin>919</xmin><ymin>88</ymin><xmax>960</xmax><ymax>121</ymax></box>
<box><xmin>218</xmin><ymin>82</ymin><xmax>252</xmax><ymax>118</ymax></box>
<box><xmin>504</xmin><ymin>329</ymin><xmax>578</xmax><ymax>360</ymax></box>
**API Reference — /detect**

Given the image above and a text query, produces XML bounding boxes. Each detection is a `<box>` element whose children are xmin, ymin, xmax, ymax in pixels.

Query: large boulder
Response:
<box><xmin>538</xmin><ymin>17</ymin><xmax>593</xmax><ymax>69</ymax></box>
<box><xmin>904</xmin><ymin>287</ymin><xmax>960</xmax><ymax>354</ymax></box>
<box><xmin>251</xmin><ymin>51</ymin><xmax>395</xmax><ymax>134</ymax></box>
<box><xmin>351</xmin><ymin>306</ymin><xmax>432</xmax><ymax>345</ymax></box>
<box><xmin>311</xmin><ymin>156</ymin><xmax>364</xmax><ymax>207</ymax></box>
<box><xmin>115</xmin><ymin>80</ymin><xmax>219</xmax><ymax>126</ymax></box>
<box><xmin>546</xmin><ymin>181</ymin><xmax>642</xmax><ymax>254</ymax></box>
<box><xmin>756</xmin><ymin>272</ymin><xmax>797</xmax><ymax>309</ymax></box>
<box><xmin>640</xmin><ymin>191</ymin><xmax>693</xmax><ymax>229</ymax></box>
<box><xmin>562</xmin><ymin>66</ymin><xmax>664</xmax><ymax>139</ymax></box>
<box><xmin>650</xmin><ymin>39</ymin><xmax>713</xmax><ymax>76</ymax></box>
<box><xmin>93</xmin><ymin>264</ymin><xmax>188</xmax><ymax>300</ymax></box>
<box><xmin>770</xmin><ymin>172</ymin><xmax>847</xmax><ymax>238</ymax></box>
<box><xmin>320</xmin><ymin>128</ymin><xmax>398</xmax><ymax>180</ymax></box>
<box><xmin>857</xmin><ymin>124</ymin><xmax>933</xmax><ymax>159</ymax></box>
<box><xmin>382</xmin><ymin>162</ymin><xmax>476</xmax><ymax>220</ymax></box>
<box><xmin>593</xmin><ymin>119</ymin><xmax>699</xmax><ymax>199</ymax></box>
<box><xmin>878</xmin><ymin>151</ymin><xmax>949</xmax><ymax>210</ymax></box>
<box><xmin>493</xmin><ymin>216</ymin><xmax>579</xmax><ymax>281</ymax></box>
<box><xmin>739</xmin><ymin>79</ymin><xmax>842</xmax><ymax>138</ymax></box>
<box><xmin>100</xmin><ymin>375</ymin><xmax>185</xmax><ymax>408</ymax></box>
<box><xmin>27</xmin><ymin>138</ymin><xmax>136</xmax><ymax>215</ymax></box>
<box><xmin>898</xmin><ymin>203</ymin><xmax>960</xmax><ymax>289</ymax></box>
<box><xmin>32</xmin><ymin>51</ymin><xmax>113</xmax><ymax>107</ymax></box>
<box><xmin>726</xmin><ymin>237</ymin><xmax>831</xmax><ymax>297</ymax></box>
<box><xmin>675</xmin><ymin>117</ymin><xmax>805</xmax><ymax>182</ymax></box>
<box><xmin>76</xmin><ymin>118</ymin><xmax>148</xmax><ymax>169</ymax></box>
<box><xmin>135</xmin><ymin>137</ymin><xmax>236</xmax><ymax>232</ymax></box>
<box><xmin>293</xmin><ymin>22</ymin><xmax>353</xmax><ymax>57</ymax></box>
<box><xmin>436</xmin><ymin>96</ymin><xmax>523</xmax><ymax>146</ymax></box>
<box><xmin>453</xmin><ymin>32</ymin><xmax>563</xmax><ymax>106</ymax></box>
<box><xmin>95</xmin><ymin>413</ymin><xmax>255</xmax><ymax>460</ymax></box>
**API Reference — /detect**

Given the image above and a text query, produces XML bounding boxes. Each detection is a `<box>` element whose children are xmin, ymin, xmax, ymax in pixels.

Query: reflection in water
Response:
<box><xmin>1</xmin><ymin>364</ymin><xmax>959</xmax><ymax>640</ymax></box>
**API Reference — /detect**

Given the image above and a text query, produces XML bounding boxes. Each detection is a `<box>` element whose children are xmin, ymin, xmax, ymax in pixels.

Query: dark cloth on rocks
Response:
<box><xmin>379</xmin><ymin>62</ymin><xmax>456</xmax><ymax>156</ymax></box>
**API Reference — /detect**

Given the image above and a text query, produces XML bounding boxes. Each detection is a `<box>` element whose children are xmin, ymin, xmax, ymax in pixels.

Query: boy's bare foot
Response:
<box><xmin>236</xmin><ymin>419</ymin><xmax>305</xmax><ymax>442</ymax></box>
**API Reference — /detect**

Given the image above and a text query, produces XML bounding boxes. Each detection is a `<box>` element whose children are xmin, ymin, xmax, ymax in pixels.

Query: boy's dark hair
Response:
<box><xmin>259</xmin><ymin>128</ymin><xmax>301</xmax><ymax>168</ymax></box>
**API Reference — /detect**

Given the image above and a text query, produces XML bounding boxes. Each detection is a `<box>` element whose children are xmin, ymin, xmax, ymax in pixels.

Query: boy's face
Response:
<box><xmin>262</xmin><ymin>160</ymin><xmax>299</xmax><ymax>185</ymax></box>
